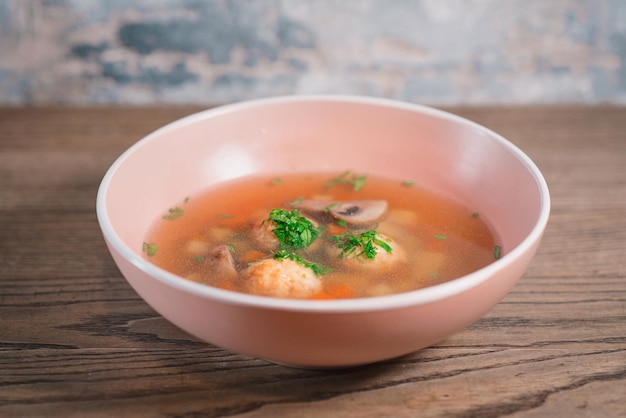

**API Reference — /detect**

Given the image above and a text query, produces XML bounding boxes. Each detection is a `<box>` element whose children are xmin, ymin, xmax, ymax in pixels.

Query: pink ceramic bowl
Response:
<box><xmin>96</xmin><ymin>95</ymin><xmax>549</xmax><ymax>368</ymax></box>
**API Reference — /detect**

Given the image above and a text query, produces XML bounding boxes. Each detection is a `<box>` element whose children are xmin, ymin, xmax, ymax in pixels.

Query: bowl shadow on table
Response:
<box><xmin>94</xmin><ymin>298</ymin><xmax>486</xmax><ymax>416</ymax></box>
<box><xmin>209</xmin><ymin>348</ymin><xmax>445</xmax><ymax>411</ymax></box>
<box><xmin>127</xmin><ymin>311</ymin><xmax>430</xmax><ymax>364</ymax></box>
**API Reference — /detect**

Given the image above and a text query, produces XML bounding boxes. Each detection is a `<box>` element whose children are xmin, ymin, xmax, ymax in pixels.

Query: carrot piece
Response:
<box><xmin>326</xmin><ymin>222</ymin><xmax>347</xmax><ymax>235</ymax></box>
<box><xmin>240</xmin><ymin>250</ymin><xmax>265</xmax><ymax>264</ymax></box>
<box><xmin>426</xmin><ymin>236</ymin><xmax>447</xmax><ymax>252</ymax></box>
<box><xmin>310</xmin><ymin>292</ymin><xmax>333</xmax><ymax>300</ymax></box>
<box><xmin>317</xmin><ymin>283</ymin><xmax>355</xmax><ymax>299</ymax></box>
<box><xmin>217</xmin><ymin>280</ymin><xmax>236</xmax><ymax>291</ymax></box>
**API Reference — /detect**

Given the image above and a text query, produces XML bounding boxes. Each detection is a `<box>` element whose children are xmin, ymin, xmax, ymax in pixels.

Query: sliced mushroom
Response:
<box><xmin>293</xmin><ymin>199</ymin><xmax>388</xmax><ymax>228</ymax></box>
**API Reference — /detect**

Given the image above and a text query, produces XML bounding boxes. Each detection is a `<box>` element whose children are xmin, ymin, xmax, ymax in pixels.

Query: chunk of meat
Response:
<box><xmin>209</xmin><ymin>245</ymin><xmax>238</xmax><ymax>279</ymax></box>
<box><xmin>241</xmin><ymin>258</ymin><xmax>322</xmax><ymax>299</ymax></box>
<box><xmin>250</xmin><ymin>217</ymin><xmax>280</xmax><ymax>250</ymax></box>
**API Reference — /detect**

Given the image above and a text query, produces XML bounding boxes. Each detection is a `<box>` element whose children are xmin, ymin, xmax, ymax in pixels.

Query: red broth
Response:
<box><xmin>143</xmin><ymin>172</ymin><xmax>499</xmax><ymax>299</ymax></box>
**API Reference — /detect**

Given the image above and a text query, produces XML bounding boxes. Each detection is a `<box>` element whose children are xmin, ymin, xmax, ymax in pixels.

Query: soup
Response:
<box><xmin>143</xmin><ymin>171</ymin><xmax>500</xmax><ymax>299</ymax></box>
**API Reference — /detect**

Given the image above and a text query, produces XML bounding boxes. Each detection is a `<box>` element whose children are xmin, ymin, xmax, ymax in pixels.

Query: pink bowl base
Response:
<box><xmin>98</xmin><ymin>96</ymin><xmax>550</xmax><ymax>368</ymax></box>
<box><xmin>105</xmin><ymin>232</ymin><xmax>543</xmax><ymax>368</ymax></box>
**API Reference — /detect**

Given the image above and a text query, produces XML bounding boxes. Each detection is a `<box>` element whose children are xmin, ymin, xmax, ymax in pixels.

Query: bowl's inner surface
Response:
<box><xmin>104</xmin><ymin>99</ymin><xmax>543</xmax><ymax>272</ymax></box>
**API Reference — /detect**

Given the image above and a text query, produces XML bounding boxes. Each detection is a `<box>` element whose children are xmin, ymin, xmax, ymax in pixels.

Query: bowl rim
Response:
<box><xmin>96</xmin><ymin>94</ymin><xmax>550</xmax><ymax>313</ymax></box>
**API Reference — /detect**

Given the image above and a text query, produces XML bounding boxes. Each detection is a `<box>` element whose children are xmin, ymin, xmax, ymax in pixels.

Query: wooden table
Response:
<box><xmin>1</xmin><ymin>105</ymin><xmax>625</xmax><ymax>417</ymax></box>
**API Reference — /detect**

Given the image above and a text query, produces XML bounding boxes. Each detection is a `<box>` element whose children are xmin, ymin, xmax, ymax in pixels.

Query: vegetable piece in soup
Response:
<box><xmin>143</xmin><ymin>172</ymin><xmax>500</xmax><ymax>299</ymax></box>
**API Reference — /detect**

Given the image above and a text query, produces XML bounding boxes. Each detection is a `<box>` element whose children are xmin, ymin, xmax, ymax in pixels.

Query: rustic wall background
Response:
<box><xmin>1</xmin><ymin>0</ymin><xmax>624</xmax><ymax>105</ymax></box>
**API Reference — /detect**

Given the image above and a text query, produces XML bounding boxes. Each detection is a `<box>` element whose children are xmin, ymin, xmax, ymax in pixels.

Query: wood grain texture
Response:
<box><xmin>1</xmin><ymin>106</ymin><xmax>624</xmax><ymax>417</ymax></box>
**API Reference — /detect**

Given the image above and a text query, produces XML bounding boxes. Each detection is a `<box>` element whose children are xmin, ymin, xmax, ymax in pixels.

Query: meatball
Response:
<box><xmin>249</xmin><ymin>210</ymin><xmax>321</xmax><ymax>252</ymax></box>
<box><xmin>241</xmin><ymin>258</ymin><xmax>322</xmax><ymax>299</ymax></box>
<box><xmin>330</xmin><ymin>232</ymin><xmax>406</xmax><ymax>272</ymax></box>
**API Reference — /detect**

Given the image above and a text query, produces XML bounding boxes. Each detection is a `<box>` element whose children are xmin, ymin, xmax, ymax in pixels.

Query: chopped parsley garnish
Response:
<box><xmin>271</xmin><ymin>177</ymin><xmax>283</xmax><ymax>185</ymax></box>
<box><xmin>494</xmin><ymin>245</ymin><xmax>502</xmax><ymax>260</ymax></box>
<box><xmin>163</xmin><ymin>207</ymin><xmax>184</xmax><ymax>220</ymax></box>
<box><xmin>434</xmin><ymin>234</ymin><xmax>447</xmax><ymax>240</ymax></box>
<box><xmin>227</xmin><ymin>244</ymin><xmax>237</xmax><ymax>253</ymax></box>
<box><xmin>272</xmin><ymin>249</ymin><xmax>331</xmax><ymax>275</ymax></box>
<box><xmin>142</xmin><ymin>242</ymin><xmax>158</xmax><ymax>257</ymax></box>
<box><xmin>193</xmin><ymin>256</ymin><xmax>204</xmax><ymax>262</ymax></box>
<box><xmin>289</xmin><ymin>196</ymin><xmax>304</xmax><ymax>207</ymax></box>
<box><xmin>336</xmin><ymin>219</ymin><xmax>348</xmax><ymax>227</ymax></box>
<box><xmin>401</xmin><ymin>180</ymin><xmax>415</xmax><ymax>187</ymax></box>
<box><xmin>331</xmin><ymin>230</ymin><xmax>392</xmax><ymax>260</ymax></box>
<box><xmin>472</xmin><ymin>212</ymin><xmax>480</xmax><ymax>218</ymax></box>
<box><xmin>267</xmin><ymin>208</ymin><xmax>321</xmax><ymax>250</ymax></box>
<box><xmin>216</xmin><ymin>213</ymin><xmax>235</xmax><ymax>219</ymax></box>
<box><xmin>184</xmin><ymin>197</ymin><xmax>190</xmax><ymax>203</ymax></box>
<box><xmin>323</xmin><ymin>170</ymin><xmax>368</xmax><ymax>191</ymax></box>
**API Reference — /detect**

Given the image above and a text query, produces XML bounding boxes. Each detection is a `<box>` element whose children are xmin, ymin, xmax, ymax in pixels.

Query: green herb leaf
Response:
<box><xmin>272</xmin><ymin>249</ymin><xmax>331</xmax><ymax>275</ymax></box>
<box><xmin>163</xmin><ymin>207</ymin><xmax>184</xmax><ymax>220</ymax></box>
<box><xmin>193</xmin><ymin>256</ymin><xmax>204</xmax><ymax>262</ymax></box>
<box><xmin>323</xmin><ymin>170</ymin><xmax>368</xmax><ymax>192</ymax></box>
<box><xmin>331</xmin><ymin>230</ymin><xmax>393</xmax><ymax>260</ymax></box>
<box><xmin>323</xmin><ymin>170</ymin><xmax>350</xmax><ymax>188</ymax></box>
<box><xmin>472</xmin><ymin>212</ymin><xmax>480</xmax><ymax>218</ymax></box>
<box><xmin>494</xmin><ymin>245</ymin><xmax>502</xmax><ymax>260</ymax></box>
<box><xmin>271</xmin><ymin>177</ymin><xmax>282</xmax><ymax>185</ymax></box>
<box><xmin>401</xmin><ymin>180</ymin><xmax>415</xmax><ymax>187</ymax></box>
<box><xmin>289</xmin><ymin>196</ymin><xmax>304</xmax><ymax>207</ymax></box>
<box><xmin>268</xmin><ymin>208</ymin><xmax>321</xmax><ymax>250</ymax></box>
<box><xmin>227</xmin><ymin>244</ymin><xmax>237</xmax><ymax>253</ymax></box>
<box><xmin>352</xmin><ymin>175</ymin><xmax>367</xmax><ymax>191</ymax></box>
<box><xmin>336</xmin><ymin>219</ymin><xmax>347</xmax><ymax>227</ymax></box>
<box><xmin>434</xmin><ymin>234</ymin><xmax>447</xmax><ymax>240</ymax></box>
<box><xmin>142</xmin><ymin>242</ymin><xmax>158</xmax><ymax>257</ymax></box>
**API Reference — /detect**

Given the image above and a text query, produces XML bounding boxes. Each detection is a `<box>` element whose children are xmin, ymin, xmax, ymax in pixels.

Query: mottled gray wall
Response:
<box><xmin>1</xmin><ymin>0</ymin><xmax>624</xmax><ymax>105</ymax></box>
